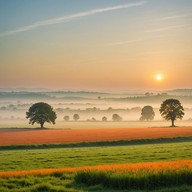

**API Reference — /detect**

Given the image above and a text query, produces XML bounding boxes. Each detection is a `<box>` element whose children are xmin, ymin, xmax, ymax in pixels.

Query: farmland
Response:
<box><xmin>1</xmin><ymin>140</ymin><xmax>192</xmax><ymax>171</ymax></box>
<box><xmin>1</xmin><ymin>127</ymin><xmax>192</xmax><ymax>145</ymax></box>
<box><xmin>1</xmin><ymin>132</ymin><xmax>192</xmax><ymax>191</ymax></box>
<box><xmin>1</xmin><ymin>126</ymin><xmax>192</xmax><ymax>191</ymax></box>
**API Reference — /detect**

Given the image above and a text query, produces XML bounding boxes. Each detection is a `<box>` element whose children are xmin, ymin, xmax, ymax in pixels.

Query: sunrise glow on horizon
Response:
<box><xmin>0</xmin><ymin>0</ymin><xmax>192</xmax><ymax>91</ymax></box>
<box><xmin>155</xmin><ymin>74</ymin><xmax>163</xmax><ymax>81</ymax></box>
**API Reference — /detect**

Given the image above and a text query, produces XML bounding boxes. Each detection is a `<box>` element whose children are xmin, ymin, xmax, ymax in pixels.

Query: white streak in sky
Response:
<box><xmin>107</xmin><ymin>39</ymin><xmax>144</xmax><ymax>46</ymax></box>
<box><xmin>158</xmin><ymin>13</ymin><xmax>191</xmax><ymax>21</ymax></box>
<box><xmin>107</xmin><ymin>34</ymin><xmax>176</xmax><ymax>46</ymax></box>
<box><xmin>0</xmin><ymin>1</ymin><xmax>147</xmax><ymax>37</ymax></box>
<box><xmin>145</xmin><ymin>24</ymin><xmax>190</xmax><ymax>33</ymax></box>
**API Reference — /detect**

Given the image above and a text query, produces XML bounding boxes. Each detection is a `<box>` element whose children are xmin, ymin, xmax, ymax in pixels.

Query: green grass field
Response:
<box><xmin>1</xmin><ymin>173</ymin><xmax>192</xmax><ymax>192</ymax></box>
<box><xmin>1</xmin><ymin>139</ymin><xmax>192</xmax><ymax>191</ymax></box>
<box><xmin>1</xmin><ymin>140</ymin><xmax>192</xmax><ymax>171</ymax></box>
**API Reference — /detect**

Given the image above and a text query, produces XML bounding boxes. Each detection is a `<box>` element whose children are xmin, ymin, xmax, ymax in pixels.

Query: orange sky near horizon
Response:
<box><xmin>0</xmin><ymin>0</ymin><xmax>192</xmax><ymax>91</ymax></box>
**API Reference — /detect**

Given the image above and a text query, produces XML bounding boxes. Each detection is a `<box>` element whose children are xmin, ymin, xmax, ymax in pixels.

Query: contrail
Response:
<box><xmin>0</xmin><ymin>1</ymin><xmax>147</xmax><ymax>37</ymax></box>
<box><xmin>145</xmin><ymin>24</ymin><xmax>190</xmax><ymax>33</ymax></box>
<box><xmin>158</xmin><ymin>13</ymin><xmax>191</xmax><ymax>21</ymax></box>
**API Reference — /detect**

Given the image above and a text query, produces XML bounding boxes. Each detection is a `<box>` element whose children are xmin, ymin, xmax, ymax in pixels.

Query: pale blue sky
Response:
<box><xmin>0</xmin><ymin>0</ymin><xmax>192</xmax><ymax>90</ymax></box>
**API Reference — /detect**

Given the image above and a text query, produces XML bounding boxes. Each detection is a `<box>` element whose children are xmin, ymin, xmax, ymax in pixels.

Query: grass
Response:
<box><xmin>1</xmin><ymin>136</ymin><xmax>192</xmax><ymax>150</ymax></box>
<box><xmin>2</xmin><ymin>120</ymin><xmax>192</xmax><ymax>129</ymax></box>
<box><xmin>1</xmin><ymin>173</ymin><xmax>192</xmax><ymax>192</ymax></box>
<box><xmin>1</xmin><ymin>175</ymin><xmax>192</xmax><ymax>192</ymax></box>
<box><xmin>75</xmin><ymin>161</ymin><xmax>192</xmax><ymax>190</ymax></box>
<box><xmin>1</xmin><ymin>138</ymin><xmax>192</xmax><ymax>191</ymax></box>
<box><xmin>0</xmin><ymin>162</ymin><xmax>192</xmax><ymax>191</ymax></box>
<box><xmin>0</xmin><ymin>141</ymin><xmax>192</xmax><ymax>171</ymax></box>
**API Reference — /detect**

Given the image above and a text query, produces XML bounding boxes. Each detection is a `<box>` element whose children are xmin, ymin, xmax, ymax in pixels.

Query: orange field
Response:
<box><xmin>0</xmin><ymin>127</ymin><xmax>192</xmax><ymax>145</ymax></box>
<box><xmin>0</xmin><ymin>160</ymin><xmax>191</xmax><ymax>178</ymax></box>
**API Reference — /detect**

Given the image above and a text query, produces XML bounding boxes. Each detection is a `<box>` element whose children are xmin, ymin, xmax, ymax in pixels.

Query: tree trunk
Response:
<box><xmin>40</xmin><ymin>122</ymin><xmax>44</xmax><ymax>128</ymax></box>
<box><xmin>171</xmin><ymin>119</ymin><xmax>175</xmax><ymax>127</ymax></box>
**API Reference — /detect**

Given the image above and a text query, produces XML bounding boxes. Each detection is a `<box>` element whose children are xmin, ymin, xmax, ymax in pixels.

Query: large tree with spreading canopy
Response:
<box><xmin>26</xmin><ymin>102</ymin><xmax>57</xmax><ymax>128</ymax></box>
<box><xmin>159</xmin><ymin>99</ymin><xmax>184</xmax><ymax>127</ymax></box>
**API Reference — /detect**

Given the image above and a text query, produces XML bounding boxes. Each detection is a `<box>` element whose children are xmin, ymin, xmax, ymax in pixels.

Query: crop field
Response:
<box><xmin>0</xmin><ymin>137</ymin><xmax>192</xmax><ymax>191</ymax></box>
<box><xmin>1</xmin><ymin>140</ymin><xmax>192</xmax><ymax>171</ymax></box>
<box><xmin>1</xmin><ymin>126</ymin><xmax>192</xmax><ymax>145</ymax></box>
<box><xmin>0</xmin><ymin>160</ymin><xmax>192</xmax><ymax>191</ymax></box>
<box><xmin>1</xmin><ymin>127</ymin><xmax>192</xmax><ymax>191</ymax></box>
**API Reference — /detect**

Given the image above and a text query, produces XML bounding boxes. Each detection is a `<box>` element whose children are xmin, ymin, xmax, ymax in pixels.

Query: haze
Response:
<box><xmin>0</xmin><ymin>0</ymin><xmax>192</xmax><ymax>91</ymax></box>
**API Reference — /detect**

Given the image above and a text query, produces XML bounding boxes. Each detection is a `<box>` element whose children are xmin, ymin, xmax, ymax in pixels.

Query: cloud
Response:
<box><xmin>145</xmin><ymin>24</ymin><xmax>190</xmax><ymax>33</ymax></box>
<box><xmin>0</xmin><ymin>1</ymin><xmax>147</xmax><ymax>37</ymax></box>
<box><xmin>158</xmin><ymin>13</ymin><xmax>191</xmax><ymax>21</ymax></box>
<box><xmin>107</xmin><ymin>39</ymin><xmax>144</xmax><ymax>46</ymax></box>
<box><xmin>107</xmin><ymin>34</ymin><xmax>176</xmax><ymax>46</ymax></box>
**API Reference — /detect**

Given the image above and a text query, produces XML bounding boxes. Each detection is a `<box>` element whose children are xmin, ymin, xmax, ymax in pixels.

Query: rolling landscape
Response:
<box><xmin>1</xmin><ymin>0</ymin><xmax>192</xmax><ymax>191</ymax></box>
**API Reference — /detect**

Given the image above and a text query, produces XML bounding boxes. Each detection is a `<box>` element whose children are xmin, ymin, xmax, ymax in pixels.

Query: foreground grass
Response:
<box><xmin>1</xmin><ymin>140</ymin><xmax>192</xmax><ymax>191</ymax></box>
<box><xmin>1</xmin><ymin>173</ymin><xmax>192</xmax><ymax>192</ymax></box>
<box><xmin>1</xmin><ymin>161</ymin><xmax>192</xmax><ymax>192</ymax></box>
<box><xmin>0</xmin><ymin>140</ymin><xmax>192</xmax><ymax>171</ymax></box>
<box><xmin>75</xmin><ymin>161</ymin><xmax>192</xmax><ymax>190</ymax></box>
<box><xmin>1</xmin><ymin>174</ymin><xmax>192</xmax><ymax>192</ymax></box>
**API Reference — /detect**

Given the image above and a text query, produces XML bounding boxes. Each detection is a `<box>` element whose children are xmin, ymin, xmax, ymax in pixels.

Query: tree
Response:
<box><xmin>159</xmin><ymin>99</ymin><xmax>184</xmax><ymax>127</ymax></box>
<box><xmin>63</xmin><ymin>115</ymin><xmax>70</xmax><ymax>121</ymax></box>
<box><xmin>140</xmin><ymin>105</ymin><xmax>155</xmax><ymax>121</ymax></box>
<box><xmin>73</xmin><ymin>114</ymin><xmax>80</xmax><ymax>121</ymax></box>
<box><xmin>26</xmin><ymin>102</ymin><xmax>57</xmax><ymax>128</ymax></box>
<box><xmin>112</xmin><ymin>114</ymin><xmax>122</xmax><ymax>121</ymax></box>
<box><xmin>91</xmin><ymin>117</ymin><xmax>96</xmax><ymax>121</ymax></box>
<box><xmin>102</xmin><ymin>116</ymin><xmax>107</xmax><ymax>122</ymax></box>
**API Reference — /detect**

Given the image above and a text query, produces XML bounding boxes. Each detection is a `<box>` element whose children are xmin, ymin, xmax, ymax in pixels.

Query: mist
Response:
<box><xmin>0</xmin><ymin>89</ymin><xmax>192</xmax><ymax>128</ymax></box>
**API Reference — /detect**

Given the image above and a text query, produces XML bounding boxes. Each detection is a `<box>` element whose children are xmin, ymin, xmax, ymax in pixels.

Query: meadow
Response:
<box><xmin>1</xmin><ymin>140</ymin><xmax>192</xmax><ymax>171</ymax></box>
<box><xmin>0</xmin><ymin>138</ymin><xmax>192</xmax><ymax>191</ymax></box>
<box><xmin>1</xmin><ymin>124</ymin><xmax>192</xmax><ymax>191</ymax></box>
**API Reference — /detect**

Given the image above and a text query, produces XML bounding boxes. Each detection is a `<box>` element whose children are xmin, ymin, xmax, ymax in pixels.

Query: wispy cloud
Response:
<box><xmin>107</xmin><ymin>39</ymin><xmax>144</xmax><ymax>46</ymax></box>
<box><xmin>145</xmin><ymin>24</ymin><xmax>190</xmax><ymax>33</ymax></box>
<box><xmin>158</xmin><ymin>13</ymin><xmax>191</xmax><ymax>21</ymax></box>
<box><xmin>0</xmin><ymin>1</ymin><xmax>147</xmax><ymax>37</ymax></box>
<box><xmin>107</xmin><ymin>34</ymin><xmax>176</xmax><ymax>46</ymax></box>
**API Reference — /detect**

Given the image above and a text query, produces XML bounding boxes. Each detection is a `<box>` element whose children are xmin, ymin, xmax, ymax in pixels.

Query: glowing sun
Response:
<box><xmin>156</xmin><ymin>74</ymin><xmax>163</xmax><ymax>81</ymax></box>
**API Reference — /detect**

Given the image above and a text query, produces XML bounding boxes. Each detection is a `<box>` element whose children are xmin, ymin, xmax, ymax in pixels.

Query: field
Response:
<box><xmin>1</xmin><ymin>127</ymin><xmax>192</xmax><ymax>191</ymax></box>
<box><xmin>1</xmin><ymin>126</ymin><xmax>192</xmax><ymax>145</ymax></box>
<box><xmin>1</xmin><ymin>160</ymin><xmax>192</xmax><ymax>192</ymax></box>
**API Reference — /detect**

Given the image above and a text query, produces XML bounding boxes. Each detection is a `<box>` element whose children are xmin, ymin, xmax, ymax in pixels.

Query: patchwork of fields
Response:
<box><xmin>1</xmin><ymin>127</ymin><xmax>192</xmax><ymax>191</ymax></box>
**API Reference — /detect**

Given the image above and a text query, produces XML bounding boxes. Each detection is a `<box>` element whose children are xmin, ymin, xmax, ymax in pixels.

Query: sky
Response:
<box><xmin>0</xmin><ymin>0</ymin><xmax>192</xmax><ymax>91</ymax></box>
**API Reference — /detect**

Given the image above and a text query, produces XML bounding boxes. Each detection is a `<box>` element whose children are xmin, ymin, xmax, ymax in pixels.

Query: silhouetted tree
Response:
<box><xmin>112</xmin><ymin>114</ymin><xmax>122</xmax><ymax>121</ymax></box>
<box><xmin>159</xmin><ymin>99</ymin><xmax>184</xmax><ymax>127</ymax></box>
<box><xmin>26</xmin><ymin>102</ymin><xmax>57</xmax><ymax>128</ymax></box>
<box><xmin>102</xmin><ymin>116</ymin><xmax>107</xmax><ymax>122</ymax></box>
<box><xmin>91</xmin><ymin>117</ymin><xmax>96</xmax><ymax>121</ymax></box>
<box><xmin>145</xmin><ymin>92</ymin><xmax>153</xmax><ymax>96</ymax></box>
<box><xmin>73</xmin><ymin>114</ymin><xmax>80</xmax><ymax>121</ymax></box>
<box><xmin>140</xmin><ymin>105</ymin><xmax>155</xmax><ymax>121</ymax></box>
<box><xmin>63</xmin><ymin>115</ymin><xmax>70</xmax><ymax>121</ymax></box>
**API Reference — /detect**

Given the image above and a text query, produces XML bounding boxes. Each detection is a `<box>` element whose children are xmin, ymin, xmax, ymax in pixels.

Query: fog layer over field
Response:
<box><xmin>0</xmin><ymin>89</ymin><xmax>192</xmax><ymax>128</ymax></box>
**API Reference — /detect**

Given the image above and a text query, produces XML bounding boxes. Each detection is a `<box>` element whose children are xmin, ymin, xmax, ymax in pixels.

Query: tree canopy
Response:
<box><xmin>63</xmin><ymin>115</ymin><xmax>70</xmax><ymax>121</ymax></box>
<box><xmin>102</xmin><ymin>116</ymin><xmax>107</xmax><ymax>122</ymax></box>
<box><xmin>159</xmin><ymin>99</ymin><xmax>184</xmax><ymax>127</ymax></box>
<box><xmin>73</xmin><ymin>114</ymin><xmax>80</xmax><ymax>121</ymax></box>
<box><xmin>112</xmin><ymin>114</ymin><xmax>122</xmax><ymax>121</ymax></box>
<box><xmin>140</xmin><ymin>105</ymin><xmax>155</xmax><ymax>121</ymax></box>
<box><xmin>26</xmin><ymin>102</ymin><xmax>57</xmax><ymax>128</ymax></box>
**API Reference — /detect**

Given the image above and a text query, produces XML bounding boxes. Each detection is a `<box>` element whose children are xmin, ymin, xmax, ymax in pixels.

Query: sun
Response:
<box><xmin>156</xmin><ymin>74</ymin><xmax>163</xmax><ymax>81</ymax></box>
